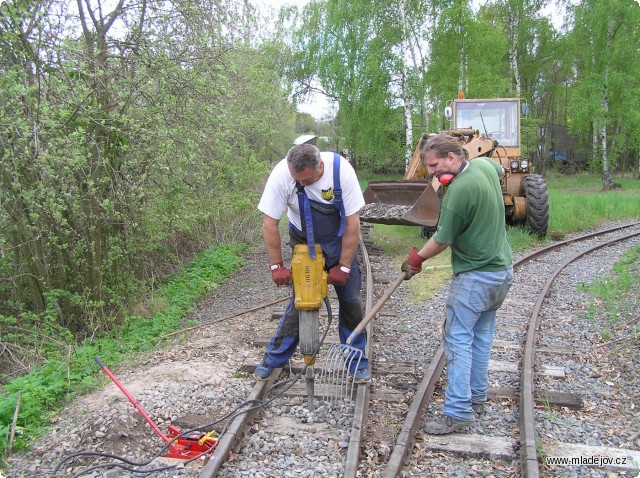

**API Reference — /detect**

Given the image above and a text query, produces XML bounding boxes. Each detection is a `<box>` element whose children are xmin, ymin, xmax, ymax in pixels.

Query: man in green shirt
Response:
<box><xmin>402</xmin><ymin>134</ymin><xmax>513</xmax><ymax>434</ymax></box>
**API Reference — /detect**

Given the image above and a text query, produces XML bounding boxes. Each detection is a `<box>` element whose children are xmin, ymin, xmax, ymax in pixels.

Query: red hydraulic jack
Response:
<box><xmin>94</xmin><ymin>356</ymin><xmax>218</xmax><ymax>460</ymax></box>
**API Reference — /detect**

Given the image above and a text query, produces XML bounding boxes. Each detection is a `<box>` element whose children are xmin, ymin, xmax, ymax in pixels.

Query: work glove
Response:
<box><xmin>270</xmin><ymin>262</ymin><xmax>292</xmax><ymax>286</ymax></box>
<box><xmin>401</xmin><ymin>247</ymin><xmax>425</xmax><ymax>280</ymax></box>
<box><xmin>327</xmin><ymin>264</ymin><xmax>350</xmax><ymax>286</ymax></box>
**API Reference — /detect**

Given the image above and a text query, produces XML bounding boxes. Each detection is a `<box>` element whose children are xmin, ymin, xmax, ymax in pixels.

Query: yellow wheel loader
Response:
<box><xmin>361</xmin><ymin>97</ymin><xmax>549</xmax><ymax>236</ymax></box>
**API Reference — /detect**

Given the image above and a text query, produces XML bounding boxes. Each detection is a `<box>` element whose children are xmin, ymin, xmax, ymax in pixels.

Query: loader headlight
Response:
<box><xmin>521</xmin><ymin>160</ymin><xmax>529</xmax><ymax>169</ymax></box>
<box><xmin>510</xmin><ymin>160</ymin><xmax>519</xmax><ymax>170</ymax></box>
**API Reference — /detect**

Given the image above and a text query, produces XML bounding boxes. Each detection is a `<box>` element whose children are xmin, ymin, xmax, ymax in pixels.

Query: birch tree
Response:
<box><xmin>286</xmin><ymin>0</ymin><xmax>404</xmax><ymax>172</ymax></box>
<box><xmin>568</xmin><ymin>0</ymin><xmax>640</xmax><ymax>188</ymax></box>
<box><xmin>491</xmin><ymin>0</ymin><xmax>549</xmax><ymax>96</ymax></box>
<box><xmin>426</xmin><ymin>1</ymin><xmax>510</xmax><ymax>121</ymax></box>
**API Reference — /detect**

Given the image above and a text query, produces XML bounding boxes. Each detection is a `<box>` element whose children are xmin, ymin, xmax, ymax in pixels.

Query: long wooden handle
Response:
<box><xmin>346</xmin><ymin>272</ymin><xmax>408</xmax><ymax>344</ymax></box>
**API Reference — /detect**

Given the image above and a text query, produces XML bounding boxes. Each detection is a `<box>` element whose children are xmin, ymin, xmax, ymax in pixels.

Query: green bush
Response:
<box><xmin>0</xmin><ymin>245</ymin><xmax>243</xmax><ymax>455</ymax></box>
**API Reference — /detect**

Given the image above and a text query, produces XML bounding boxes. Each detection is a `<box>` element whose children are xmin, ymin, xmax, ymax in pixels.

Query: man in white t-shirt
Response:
<box><xmin>254</xmin><ymin>143</ymin><xmax>370</xmax><ymax>383</ymax></box>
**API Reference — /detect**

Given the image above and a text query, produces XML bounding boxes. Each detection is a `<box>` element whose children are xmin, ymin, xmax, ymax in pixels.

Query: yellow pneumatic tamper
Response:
<box><xmin>291</xmin><ymin>243</ymin><xmax>327</xmax><ymax>412</ymax></box>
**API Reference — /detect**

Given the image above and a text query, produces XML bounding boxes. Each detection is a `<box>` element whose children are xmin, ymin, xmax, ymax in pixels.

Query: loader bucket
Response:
<box><xmin>360</xmin><ymin>180</ymin><xmax>441</xmax><ymax>227</ymax></box>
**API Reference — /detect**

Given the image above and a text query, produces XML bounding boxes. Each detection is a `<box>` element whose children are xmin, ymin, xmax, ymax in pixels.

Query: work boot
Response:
<box><xmin>423</xmin><ymin>415</ymin><xmax>475</xmax><ymax>435</ymax></box>
<box><xmin>254</xmin><ymin>362</ymin><xmax>273</xmax><ymax>380</ymax></box>
<box><xmin>353</xmin><ymin>368</ymin><xmax>371</xmax><ymax>384</ymax></box>
<box><xmin>472</xmin><ymin>402</ymin><xmax>485</xmax><ymax>414</ymax></box>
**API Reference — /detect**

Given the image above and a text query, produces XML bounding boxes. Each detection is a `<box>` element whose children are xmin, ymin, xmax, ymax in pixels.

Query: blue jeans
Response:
<box><xmin>443</xmin><ymin>266</ymin><xmax>513</xmax><ymax>420</ymax></box>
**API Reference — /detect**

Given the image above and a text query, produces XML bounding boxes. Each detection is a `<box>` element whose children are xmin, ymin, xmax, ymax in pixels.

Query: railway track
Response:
<box><xmin>198</xmin><ymin>221</ymin><xmax>640</xmax><ymax>478</ymax></box>
<box><xmin>21</xmin><ymin>221</ymin><xmax>639</xmax><ymax>478</ymax></box>
<box><xmin>391</xmin><ymin>221</ymin><xmax>640</xmax><ymax>478</ymax></box>
<box><xmin>199</xmin><ymin>225</ymin><xmax>379</xmax><ymax>478</ymax></box>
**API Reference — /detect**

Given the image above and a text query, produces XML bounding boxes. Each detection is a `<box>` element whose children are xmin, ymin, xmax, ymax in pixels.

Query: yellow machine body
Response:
<box><xmin>361</xmin><ymin>97</ymin><xmax>549</xmax><ymax>236</ymax></box>
<box><xmin>291</xmin><ymin>244</ymin><xmax>327</xmax><ymax>311</ymax></box>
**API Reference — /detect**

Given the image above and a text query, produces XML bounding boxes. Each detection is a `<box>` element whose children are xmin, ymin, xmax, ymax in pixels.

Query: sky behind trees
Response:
<box><xmin>266</xmin><ymin>0</ymin><xmax>571</xmax><ymax>119</ymax></box>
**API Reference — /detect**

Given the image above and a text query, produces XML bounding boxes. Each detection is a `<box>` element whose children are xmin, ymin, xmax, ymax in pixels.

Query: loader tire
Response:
<box><xmin>420</xmin><ymin>225</ymin><xmax>437</xmax><ymax>238</ymax></box>
<box><xmin>521</xmin><ymin>174</ymin><xmax>549</xmax><ymax>236</ymax></box>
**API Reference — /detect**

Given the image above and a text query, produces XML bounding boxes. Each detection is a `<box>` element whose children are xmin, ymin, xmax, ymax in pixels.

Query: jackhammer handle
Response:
<box><xmin>346</xmin><ymin>271</ymin><xmax>408</xmax><ymax>344</ymax></box>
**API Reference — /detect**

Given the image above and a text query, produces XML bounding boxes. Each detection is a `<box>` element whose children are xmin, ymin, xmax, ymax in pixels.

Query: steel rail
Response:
<box><xmin>382</xmin><ymin>222</ymin><xmax>640</xmax><ymax>478</ymax></box>
<box><xmin>516</xmin><ymin>221</ymin><xmax>639</xmax><ymax>265</ymax></box>
<box><xmin>199</xmin><ymin>233</ymin><xmax>374</xmax><ymax>478</ymax></box>
<box><xmin>384</xmin><ymin>344</ymin><xmax>446</xmax><ymax>478</ymax></box>
<box><xmin>343</xmin><ymin>234</ymin><xmax>374</xmax><ymax>477</ymax></box>
<box><xmin>198</xmin><ymin>371</ymin><xmax>281</xmax><ymax>478</ymax></box>
<box><xmin>519</xmin><ymin>228</ymin><xmax>640</xmax><ymax>478</ymax></box>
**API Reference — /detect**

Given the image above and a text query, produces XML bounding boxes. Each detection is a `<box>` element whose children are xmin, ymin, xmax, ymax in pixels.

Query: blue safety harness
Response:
<box><xmin>294</xmin><ymin>153</ymin><xmax>346</xmax><ymax>260</ymax></box>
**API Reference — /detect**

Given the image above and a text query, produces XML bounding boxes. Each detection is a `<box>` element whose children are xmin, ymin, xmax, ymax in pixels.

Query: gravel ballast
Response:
<box><xmin>4</xmin><ymin>221</ymin><xmax>640</xmax><ymax>478</ymax></box>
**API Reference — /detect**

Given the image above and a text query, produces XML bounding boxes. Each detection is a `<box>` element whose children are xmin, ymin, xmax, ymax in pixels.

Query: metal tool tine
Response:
<box><xmin>318</xmin><ymin>343</ymin><xmax>363</xmax><ymax>404</ymax></box>
<box><xmin>318</xmin><ymin>343</ymin><xmax>340</xmax><ymax>403</ymax></box>
<box><xmin>342</xmin><ymin>345</ymin><xmax>363</xmax><ymax>401</ymax></box>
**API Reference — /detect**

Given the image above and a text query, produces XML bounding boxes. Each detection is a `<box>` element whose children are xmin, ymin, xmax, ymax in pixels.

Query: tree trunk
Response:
<box><xmin>403</xmin><ymin>72</ymin><xmax>413</xmax><ymax>172</ymax></box>
<box><xmin>508</xmin><ymin>11</ymin><xmax>521</xmax><ymax>96</ymax></box>
<box><xmin>400</xmin><ymin>0</ymin><xmax>413</xmax><ymax>170</ymax></box>
<box><xmin>600</xmin><ymin>18</ymin><xmax>621</xmax><ymax>191</ymax></box>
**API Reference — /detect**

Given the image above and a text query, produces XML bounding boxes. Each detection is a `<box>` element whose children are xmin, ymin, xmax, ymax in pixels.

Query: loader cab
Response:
<box><xmin>448</xmin><ymin>98</ymin><xmax>521</xmax><ymax>148</ymax></box>
<box><xmin>445</xmin><ymin>98</ymin><xmax>531</xmax><ymax>195</ymax></box>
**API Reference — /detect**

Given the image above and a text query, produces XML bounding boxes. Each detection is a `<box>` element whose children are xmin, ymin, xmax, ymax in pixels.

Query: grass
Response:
<box><xmin>370</xmin><ymin>223</ymin><xmax>452</xmax><ymax>301</ymax></box>
<box><xmin>546</xmin><ymin>172</ymin><xmax>640</xmax><ymax>233</ymax></box>
<box><xmin>539</xmin><ymin>393</ymin><xmax>561</xmax><ymax>422</ymax></box>
<box><xmin>577</xmin><ymin>245</ymin><xmax>640</xmax><ymax>342</ymax></box>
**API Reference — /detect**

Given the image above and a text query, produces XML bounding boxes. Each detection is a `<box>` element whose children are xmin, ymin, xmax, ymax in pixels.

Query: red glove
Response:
<box><xmin>270</xmin><ymin>262</ymin><xmax>292</xmax><ymax>286</ymax></box>
<box><xmin>327</xmin><ymin>263</ymin><xmax>350</xmax><ymax>286</ymax></box>
<box><xmin>401</xmin><ymin>247</ymin><xmax>425</xmax><ymax>280</ymax></box>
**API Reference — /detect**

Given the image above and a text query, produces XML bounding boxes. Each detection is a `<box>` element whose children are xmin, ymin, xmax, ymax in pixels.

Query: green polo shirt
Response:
<box><xmin>434</xmin><ymin>158</ymin><xmax>513</xmax><ymax>275</ymax></box>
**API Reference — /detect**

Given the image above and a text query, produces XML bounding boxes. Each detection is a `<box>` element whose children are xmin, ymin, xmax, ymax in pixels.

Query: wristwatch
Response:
<box><xmin>270</xmin><ymin>263</ymin><xmax>282</xmax><ymax>271</ymax></box>
<box><xmin>339</xmin><ymin>265</ymin><xmax>351</xmax><ymax>274</ymax></box>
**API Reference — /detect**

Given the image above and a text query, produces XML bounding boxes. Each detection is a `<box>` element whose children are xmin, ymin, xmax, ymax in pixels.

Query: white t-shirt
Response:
<box><xmin>258</xmin><ymin>152</ymin><xmax>365</xmax><ymax>231</ymax></box>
